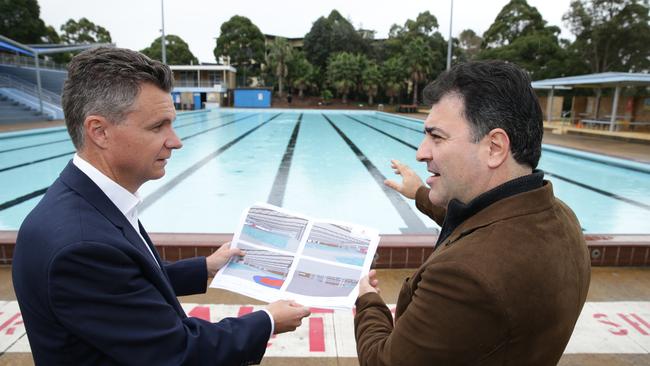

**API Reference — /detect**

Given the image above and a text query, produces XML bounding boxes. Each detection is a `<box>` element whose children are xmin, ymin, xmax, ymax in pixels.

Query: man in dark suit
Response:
<box><xmin>12</xmin><ymin>47</ymin><xmax>310</xmax><ymax>365</ymax></box>
<box><xmin>354</xmin><ymin>61</ymin><xmax>591</xmax><ymax>365</ymax></box>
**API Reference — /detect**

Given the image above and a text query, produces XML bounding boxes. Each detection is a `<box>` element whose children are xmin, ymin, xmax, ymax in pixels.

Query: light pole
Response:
<box><xmin>160</xmin><ymin>0</ymin><xmax>167</xmax><ymax>64</ymax></box>
<box><xmin>446</xmin><ymin>0</ymin><xmax>454</xmax><ymax>70</ymax></box>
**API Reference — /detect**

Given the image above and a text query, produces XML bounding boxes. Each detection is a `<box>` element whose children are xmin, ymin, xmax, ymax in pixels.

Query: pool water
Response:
<box><xmin>1</xmin><ymin>109</ymin><xmax>649</xmax><ymax>234</ymax></box>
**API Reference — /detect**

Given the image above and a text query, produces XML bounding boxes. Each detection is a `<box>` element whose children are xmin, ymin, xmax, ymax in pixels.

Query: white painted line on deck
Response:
<box><xmin>1</xmin><ymin>301</ymin><xmax>648</xmax><ymax>356</ymax></box>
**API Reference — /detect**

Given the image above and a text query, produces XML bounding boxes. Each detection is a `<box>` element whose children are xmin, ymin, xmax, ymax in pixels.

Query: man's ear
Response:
<box><xmin>486</xmin><ymin>128</ymin><xmax>510</xmax><ymax>168</ymax></box>
<box><xmin>83</xmin><ymin>115</ymin><xmax>111</xmax><ymax>149</ymax></box>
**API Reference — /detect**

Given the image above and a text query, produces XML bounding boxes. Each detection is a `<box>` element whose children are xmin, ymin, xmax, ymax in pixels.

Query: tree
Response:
<box><xmin>303</xmin><ymin>10</ymin><xmax>369</xmax><ymax>73</ymax></box>
<box><xmin>266</xmin><ymin>37</ymin><xmax>294</xmax><ymax>97</ymax></box>
<box><xmin>141</xmin><ymin>35</ymin><xmax>198</xmax><ymax>65</ymax></box>
<box><xmin>478</xmin><ymin>0</ymin><xmax>570</xmax><ymax>79</ymax></box>
<box><xmin>361</xmin><ymin>60</ymin><xmax>382</xmax><ymax>105</ymax></box>
<box><xmin>482</xmin><ymin>0</ymin><xmax>555</xmax><ymax>48</ymax></box>
<box><xmin>563</xmin><ymin>0</ymin><xmax>650</xmax><ymax>73</ymax></box>
<box><xmin>214</xmin><ymin>15</ymin><xmax>265</xmax><ymax>86</ymax></box>
<box><xmin>384</xmin><ymin>11</ymin><xmax>446</xmax><ymax>103</ymax></box>
<box><xmin>458</xmin><ymin>29</ymin><xmax>483</xmax><ymax>60</ymax></box>
<box><xmin>0</xmin><ymin>0</ymin><xmax>47</xmax><ymax>43</ymax></box>
<box><xmin>60</xmin><ymin>17</ymin><xmax>112</xmax><ymax>44</ymax></box>
<box><xmin>327</xmin><ymin>52</ymin><xmax>361</xmax><ymax>104</ymax></box>
<box><xmin>289</xmin><ymin>52</ymin><xmax>317</xmax><ymax>97</ymax></box>
<box><xmin>382</xmin><ymin>56</ymin><xmax>408</xmax><ymax>105</ymax></box>
<box><xmin>403</xmin><ymin>37</ymin><xmax>435</xmax><ymax>105</ymax></box>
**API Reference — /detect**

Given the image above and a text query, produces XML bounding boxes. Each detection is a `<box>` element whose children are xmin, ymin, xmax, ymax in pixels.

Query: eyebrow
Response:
<box><xmin>424</xmin><ymin>126</ymin><xmax>449</xmax><ymax>137</ymax></box>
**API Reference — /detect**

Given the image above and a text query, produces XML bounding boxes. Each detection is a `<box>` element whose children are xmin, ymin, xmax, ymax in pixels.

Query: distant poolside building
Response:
<box><xmin>169</xmin><ymin>64</ymin><xmax>237</xmax><ymax>110</ymax></box>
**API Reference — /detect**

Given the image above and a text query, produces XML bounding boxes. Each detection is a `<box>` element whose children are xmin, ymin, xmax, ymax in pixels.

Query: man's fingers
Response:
<box><xmin>384</xmin><ymin>179</ymin><xmax>401</xmax><ymax>192</ymax></box>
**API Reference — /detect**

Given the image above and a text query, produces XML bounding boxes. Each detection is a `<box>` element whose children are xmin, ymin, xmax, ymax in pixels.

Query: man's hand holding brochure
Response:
<box><xmin>210</xmin><ymin>203</ymin><xmax>380</xmax><ymax>309</ymax></box>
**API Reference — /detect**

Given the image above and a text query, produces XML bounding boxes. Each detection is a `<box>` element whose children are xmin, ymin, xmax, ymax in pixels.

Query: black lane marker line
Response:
<box><xmin>0</xmin><ymin>187</ymin><xmax>49</xmax><ymax>211</ymax></box>
<box><xmin>178</xmin><ymin>113</ymin><xmax>257</xmax><ymax>141</ymax></box>
<box><xmin>0</xmin><ymin>114</ymin><xmax>257</xmax><ymax>173</ymax></box>
<box><xmin>372</xmin><ymin>115</ymin><xmax>422</xmax><ymax>133</ymax></box>
<box><xmin>344</xmin><ymin>114</ymin><xmax>418</xmax><ymax>150</ymax></box>
<box><xmin>0</xmin><ymin>138</ymin><xmax>70</xmax><ymax>154</ymax></box>
<box><xmin>0</xmin><ymin>113</ymin><xmax>236</xmax><ymax>155</ymax></box>
<box><xmin>323</xmin><ymin>114</ymin><xmax>430</xmax><ymax>233</ymax></box>
<box><xmin>0</xmin><ymin>114</ymin><xmax>262</xmax><ymax>210</ymax></box>
<box><xmin>542</xmin><ymin>147</ymin><xmax>650</xmax><ymax>175</ymax></box>
<box><xmin>544</xmin><ymin>172</ymin><xmax>650</xmax><ymax>211</ymax></box>
<box><xmin>140</xmin><ymin>113</ymin><xmax>283</xmax><ymax>212</ymax></box>
<box><xmin>0</xmin><ymin>151</ymin><xmax>74</xmax><ymax>173</ymax></box>
<box><xmin>267</xmin><ymin>114</ymin><xmax>302</xmax><ymax>206</ymax></box>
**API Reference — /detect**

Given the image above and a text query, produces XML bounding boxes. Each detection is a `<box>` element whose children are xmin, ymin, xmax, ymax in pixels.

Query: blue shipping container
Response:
<box><xmin>233</xmin><ymin>89</ymin><xmax>271</xmax><ymax>108</ymax></box>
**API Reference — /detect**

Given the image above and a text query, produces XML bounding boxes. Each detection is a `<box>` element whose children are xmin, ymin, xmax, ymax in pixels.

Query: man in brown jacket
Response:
<box><xmin>354</xmin><ymin>61</ymin><xmax>591</xmax><ymax>365</ymax></box>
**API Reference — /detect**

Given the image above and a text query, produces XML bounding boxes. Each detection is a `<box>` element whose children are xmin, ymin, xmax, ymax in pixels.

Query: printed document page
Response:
<box><xmin>210</xmin><ymin>203</ymin><xmax>380</xmax><ymax>309</ymax></box>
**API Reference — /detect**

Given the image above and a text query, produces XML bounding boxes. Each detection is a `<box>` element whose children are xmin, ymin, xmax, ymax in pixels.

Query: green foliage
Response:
<box><xmin>0</xmin><ymin>0</ymin><xmax>47</xmax><ymax>43</ymax></box>
<box><xmin>563</xmin><ymin>0</ymin><xmax>650</xmax><ymax>73</ymax></box>
<box><xmin>60</xmin><ymin>17</ymin><xmax>112</xmax><ymax>44</ymax></box>
<box><xmin>477</xmin><ymin>0</ymin><xmax>570</xmax><ymax>79</ymax></box>
<box><xmin>326</xmin><ymin>52</ymin><xmax>362</xmax><ymax>103</ymax></box>
<box><xmin>289</xmin><ymin>52</ymin><xmax>317</xmax><ymax>97</ymax></box>
<box><xmin>384</xmin><ymin>11</ymin><xmax>446</xmax><ymax>104</ymax></box>
<box><xmin>381</xmin><ymin>56</ymin><xmax>408</xmax><ymax>105</ymax></box>
<box><xmin>458</xmin><ymin>29</ymin><xmax>482</xmax><ymax>60</ymax></box>
<box><xmin>214</xmin><ymin>15</ymin><xmax>265</xmax><ymax>84</ymax></box>
<box><xmin>266</xmin><ymin>37</ymin><xmax>294</xmax><ymax>97</ymax></box>
<box><xmin>361</xmin><ymin>60</ymin><xmax>382</xmax><ymax>105</ymax></box>
<box><xmin>303</xmin><ymin>10</ymin><xmax>369</xmax><ymax>73</ymax></box>
<box><xmin>140</xmin><ymin>35</ymin><xmax>198</xmax><ymax>65</ymax></box>
<box><xmin>482</xmin><ymin>0</ymin><xmax>553</xmax><ymax>48</ymax></box>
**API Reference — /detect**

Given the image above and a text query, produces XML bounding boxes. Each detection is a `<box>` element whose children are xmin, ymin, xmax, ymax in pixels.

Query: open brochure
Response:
<box><xmin>210</xmin><ymin>203</ymin><xmax>380</xmax><ymax>309</ymax></box>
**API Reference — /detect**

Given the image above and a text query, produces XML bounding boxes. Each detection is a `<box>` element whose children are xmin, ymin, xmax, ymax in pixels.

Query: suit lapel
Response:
<box><xmin>59</xmin><ymin>161</ymin><xmax>165</xmax><ymax>276</ymax></box>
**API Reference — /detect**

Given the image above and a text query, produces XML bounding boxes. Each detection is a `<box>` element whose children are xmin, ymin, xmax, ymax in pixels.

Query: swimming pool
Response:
<box><xmin>1</xmin><ymin>109</ymin><xmax>649</xmax><ymax>234</ymax></box>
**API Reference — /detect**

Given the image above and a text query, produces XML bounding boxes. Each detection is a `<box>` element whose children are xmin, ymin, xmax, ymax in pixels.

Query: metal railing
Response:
<box><xmin>0</xmin><ymin>74</ymin><xmax>62</xmax><ymax>105</ymax></box>
<box><xmin>174</xmin><ymin>81</ymin><xmax>228</xmax><ymax>89</ymax></box>
<box><xmin>0</xmin><ymin>53</ymin><xmax>67</xmax><ymax>71</ymax></box>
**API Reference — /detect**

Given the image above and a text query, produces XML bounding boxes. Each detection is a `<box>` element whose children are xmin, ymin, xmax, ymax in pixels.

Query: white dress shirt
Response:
<box><xmin>72</xmin><ymin>154</ymin><xmax>159</xmax><ymax>266</ymax></box>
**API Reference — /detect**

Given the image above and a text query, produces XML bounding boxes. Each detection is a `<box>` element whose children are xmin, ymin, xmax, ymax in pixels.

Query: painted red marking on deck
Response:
<box><xmin>618</xmin><ymin>313</ymin><xmax>649</xmax><ymax>335</ymax></box>
<box><xmin>594</xmin><ymin>313</ymin><xmax>627</xmax><ymax>335</ymax></box>
<box><xmin>309</xmin><ymin>317</ymin><xmax>325</xmax><ymax>352</ymax></box>
<box><xmin>238</xmin><ymin>306</ymin><xmax>254</xmax><ymax>317</ymax></box>
<box><xmin>0</xmin><ymin>313</ymin><xmax>22</xmax><ymax>334</ymax></box>
<box><xmin>188</xmin><ymin>306</ymin><xmax>210</xmax><ymax>321</ymax></box>
<box><xmin>310</xmin><ymin>307</ymin><xmax>334</xmax><ymax>313</ymax></box>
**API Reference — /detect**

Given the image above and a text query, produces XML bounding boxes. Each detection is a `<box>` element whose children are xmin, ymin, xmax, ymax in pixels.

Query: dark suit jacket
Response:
<box><xmin>354</xmin><ymin>181</ymin><xmax>591</xmax><ymax>365</ymax></box>
<box><xmin>13</xmin><ymin>161</ymin><xmax>271</xmax><ymax>365</ymax></box>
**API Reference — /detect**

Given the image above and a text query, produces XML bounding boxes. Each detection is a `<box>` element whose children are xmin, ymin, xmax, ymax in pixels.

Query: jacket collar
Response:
<box><xmin>436</xmin><ymin>170</ymin><xmax>546</xmax><ymax>247</ymax></box>
<box><xmin>59</xmin><ymin>161</ymin><xmax>162</xmax><ymax>271</ymax></box>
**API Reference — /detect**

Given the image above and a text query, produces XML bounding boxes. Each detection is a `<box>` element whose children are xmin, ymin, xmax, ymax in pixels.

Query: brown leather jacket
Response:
<box><xmin>354</xmin><ymin>181</ymin><xmax>591</xmax><ymax>365</ymax></box>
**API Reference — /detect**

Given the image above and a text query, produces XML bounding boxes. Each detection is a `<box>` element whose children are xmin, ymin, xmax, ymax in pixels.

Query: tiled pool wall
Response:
<box><xmin>1</xmin><ymin>231</ymin><xmax>648</xmax><ymax>267</ymax></box>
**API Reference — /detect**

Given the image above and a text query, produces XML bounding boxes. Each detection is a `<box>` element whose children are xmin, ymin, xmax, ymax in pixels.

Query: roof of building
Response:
<box><xmin>169</xmin><ymin>64</ymin><xmax>236</xmax><ymax>72</ymax></box>
<box><xmin>532</xmin><ymin>72</ymin><xmax>650</xmax><ymax>89</ymax></box>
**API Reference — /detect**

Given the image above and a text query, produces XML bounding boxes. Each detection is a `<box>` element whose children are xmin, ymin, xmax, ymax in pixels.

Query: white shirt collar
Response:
<box><xmin>72</xmin><ymin>153</ymin><xmax>142</xmax><ymax>227</ymax></box>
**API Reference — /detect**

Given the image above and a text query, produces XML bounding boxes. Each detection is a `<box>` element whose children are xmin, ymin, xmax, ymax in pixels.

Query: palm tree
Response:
<box><xmin>327</xmin><ymin>52</ymin><xmax>360</xmax><ymax>104</ymax></box>
<box><xmin>403</xmin><ymin>37</ymin><xmax>434</xmax><ymax>105</ymax></box>
<box><xmin>266</xmin><ymin>37</ymin><xmax>294</xmax><ymax>98</ymax></box>
<box><xmin>361</xmin><ymin>61</ymin><xmax>382</xmax><ymax>106</ymax></box>
<box><xmin>382</xmin><ymin>56</ymin><xmax>407</xmax><ymax>105</ymax></box>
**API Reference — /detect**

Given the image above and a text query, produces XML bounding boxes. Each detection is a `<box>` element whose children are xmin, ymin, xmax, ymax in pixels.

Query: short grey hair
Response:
<box><xmin>62</xmin><ymin>46</ymin><xmax>174</xmax><ymax>149</ymax></box>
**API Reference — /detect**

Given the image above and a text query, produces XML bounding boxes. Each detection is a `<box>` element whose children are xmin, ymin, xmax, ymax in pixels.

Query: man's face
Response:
<box><xmin>416</xmin><ymin>94</ymin><xmax>489</xmax><ymax>207</ymax></box>
<box><xmin>105</xmin><ymin>83</ymin><xmax>181</xmax><ymax>192</ymax></box>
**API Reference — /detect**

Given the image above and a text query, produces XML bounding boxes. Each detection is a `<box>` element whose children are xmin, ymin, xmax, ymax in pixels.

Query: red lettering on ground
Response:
<box><xmin>594</xmin><ymin>313</ymin><xmax>628</xmax><ymax>336</ymax></box>
<box><xmin>188</xmin><ymin>306</ymin><xmax>210</xmax><ymax>321</ymax></box>
<box><xmin>309</xmin><ymin>317</ymin><xmax>325</xmax><ymax>352</ymax></box>
<box><xmin>618</xmin><ymin>313</ymin><xmax>649</xmax><ymax>336</ymax></box>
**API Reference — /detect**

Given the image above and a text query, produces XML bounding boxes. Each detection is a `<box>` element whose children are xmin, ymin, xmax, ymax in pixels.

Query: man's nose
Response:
<box><xmin>416</xmin><ymin>138</ymin><xmax>430</xmax><ymax>162</ymax></box>
<box><xmin>166</xmin><ymin>128</ymin><xmax>183</xmax><ymax>150</ymax></box>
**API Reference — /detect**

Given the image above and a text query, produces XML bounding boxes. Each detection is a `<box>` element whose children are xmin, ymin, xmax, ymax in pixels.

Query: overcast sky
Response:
<box><xmin>37</xmin><ymin>0</ymin><xmax>574</xmax><ymax>63</ymax></box>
